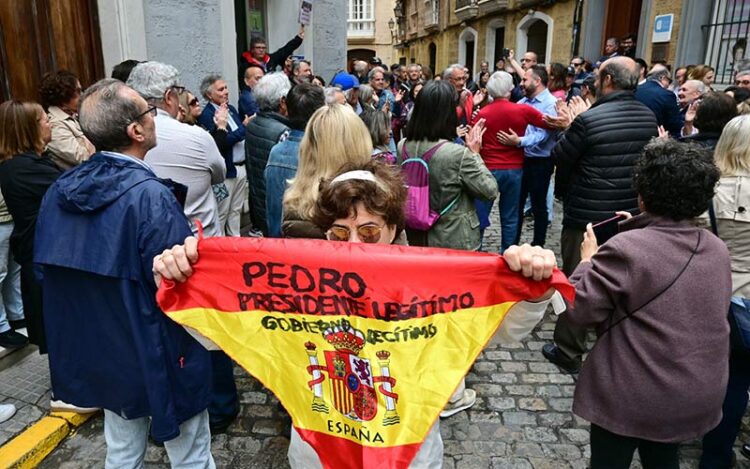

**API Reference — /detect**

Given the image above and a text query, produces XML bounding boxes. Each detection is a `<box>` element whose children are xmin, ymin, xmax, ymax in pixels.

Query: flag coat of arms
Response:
<box><xmin>157</xmin><ymin>237</ymin><xmax>573</xmax><ymax>468</ymax></box>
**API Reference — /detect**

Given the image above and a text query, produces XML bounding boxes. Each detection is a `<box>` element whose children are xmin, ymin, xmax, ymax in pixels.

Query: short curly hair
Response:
<box><xmin>39</xmin><ymin>70</ymin><xmax>80</xmax><ymax>109</ymax></box>
<box><xmin>634</xmin><ymin>139</ymin><xmax>720</xmax><ymax>220</ymax></box>
<box><xmin>312</xmin><ymin>160</ymin><xmax>406</xmax><ymax>234</ymax></box>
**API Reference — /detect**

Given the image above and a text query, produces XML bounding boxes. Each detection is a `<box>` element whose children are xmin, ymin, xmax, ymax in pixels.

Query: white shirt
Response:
<box><xmin>145</xmin><ymin>110</ymin><xmax>226</xmax><ymax>237</ymax></box>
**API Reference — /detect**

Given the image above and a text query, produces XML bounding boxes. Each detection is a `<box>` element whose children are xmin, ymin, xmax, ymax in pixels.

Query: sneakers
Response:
<box><xmin>440</xmin><ymin>389</ymin><xmax>476</xmax><ymax>418</ymax></box>
<box><xmin>542</xmin><ymin>344</ymin><xmax>581</xmax><ymax>374</ymax></box>
<box><xmin>50</xmin><ymin>399</ymin><xmax>99</xmax><ymax>414</ymax></box>
<box><xmin>0</xmin><ymin>403</ymin><xmax>16</xmax><ymax>423</ymax></box>
<box><xmin>0</xmin><ymin>329</ymin><xmax>28</xmax><ymax>349</ymax></box>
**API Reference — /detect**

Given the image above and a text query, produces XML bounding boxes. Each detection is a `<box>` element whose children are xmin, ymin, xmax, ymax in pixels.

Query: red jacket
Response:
<box><xmin>475</xmin><ymin>99</ymin><xmax>546</xmax><ymax>170</ymax></box>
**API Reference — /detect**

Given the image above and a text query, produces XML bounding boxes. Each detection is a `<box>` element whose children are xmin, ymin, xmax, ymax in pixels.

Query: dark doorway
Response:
<box><xmin>428</xmin><ymin>43</ymin><xmax>437</xmax><ymax>73</ymax></box>
<box><xmin>527</xmin><ymin>20</ymin><xmax>548</xmax><ymax>64</ymax></box>
<box><xmin>347</xmin><ymin>49</ymin><xmax>375</xmax><ymax>73</ymax></box>
<box><xmin>493</xmin><ymin>27</ymin><xmax>506</xmax><ymax>65</ymax></box>
<box><xmin>465</xmin><ymin>40</ymin><xmax>475</xmax><ymax>76</ymax></box>
<box><xmin>0</xmin><ymin>0</ymin><xmax>104</xmax><ymax>101</ymax></box>
<box><xmin>604</xmin><ymin>0</ymin><xmax>643</xmax><ymax>54</ymax></box>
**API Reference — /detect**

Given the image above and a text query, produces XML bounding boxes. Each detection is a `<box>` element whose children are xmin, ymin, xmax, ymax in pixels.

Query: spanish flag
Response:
<box><xmin>157</xmin><ymin>237</ymin><xmax>573</xmax><ymax>468</ymax></box>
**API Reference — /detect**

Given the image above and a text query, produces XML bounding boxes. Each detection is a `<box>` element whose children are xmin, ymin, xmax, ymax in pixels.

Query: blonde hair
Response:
<box><xmin>283</xmin><ymin>104</ymin><xmax>373</xmax><ymax>221</ymax></box>
<box><xmin>737</xmin><ymin>98</ymin><xmax>750</xmax><ymax>116</ymax></box>
<box><xmin>178</xmin><ymin>92</ymin><xmax>198</xmax><ymax>125</ymax></box>
<box><xmin>687</xmin><ymin>64</ymin><xmax>714</xmax><ymax>84</ymax></box>
<box><xmin>714</xmin><ymin>115</ymin><xmax>750</xmax><ymax>175</ymax></box>
<box><xmin>0</xmin><ymin>101</ymin><xmax>46</xmax><ymax>161</ymax></box>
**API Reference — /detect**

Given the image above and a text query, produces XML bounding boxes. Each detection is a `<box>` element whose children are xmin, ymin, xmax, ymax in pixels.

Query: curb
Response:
<box><xmin>0</xmin><ymin>410</ymin><xmax>98</xmax><ymax>469</ymax></box>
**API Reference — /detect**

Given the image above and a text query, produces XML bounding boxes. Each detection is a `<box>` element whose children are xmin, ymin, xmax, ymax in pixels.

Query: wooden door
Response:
<box><xmin>0</xmin><ymin>0</ymin><xmax>104</xmax><ymax>102</ymax></box>
<box><xmin>603</xmin><ymin>0</ymin><xmax>643</xmax><ymax>52</ymax></box>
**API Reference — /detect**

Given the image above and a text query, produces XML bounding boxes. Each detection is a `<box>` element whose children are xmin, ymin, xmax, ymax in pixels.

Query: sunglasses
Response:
<box><xmin>188</xmin><ymin>98</ymin><xmax>199</xmax><ymax>106</ymax></box>
<box><xmin>735</xmin><ymin>79</ymin><xmax>750</xmax><ymax>86</ymax></box>
<box><xmin>571</xmin><ymin>62</ymin><xmax>583</xmax><ymax>66</ymax></box>
<box><xmin>325</xmin><ymin>224</ymin><xmax>384</xmax><ymax>244</ymax></box>
<box><xmin>170</xmin><ymin>85</ymin><xmax>186</xmax><ymax>95</ymax></box>
<box><xmin>130</xmin><ymin>105</ymin><xmax>157</xmax><ymax>124</ymax></box>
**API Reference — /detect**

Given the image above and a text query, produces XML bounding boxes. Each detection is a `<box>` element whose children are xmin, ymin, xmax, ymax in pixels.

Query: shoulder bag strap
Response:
<box><xmin>600</xmin><ymin>230</ymin><xmax>702</xmax><ymax>336</ymax></box>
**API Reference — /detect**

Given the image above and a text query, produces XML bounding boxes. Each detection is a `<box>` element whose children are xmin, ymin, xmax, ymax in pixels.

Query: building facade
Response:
<box><xmin>1</xmin><ymin>0</ymin><xmax>348</xmax><ymax>102</ymax></box>
<box><xmin>346</xmin><ymin>0</ymin><xmax>398</xmax><ymax>69</ymax></box>
<box><xmin>392</xmin><ymin>0</ymin><xmax>749</xmax><ymax>86</ymax></box>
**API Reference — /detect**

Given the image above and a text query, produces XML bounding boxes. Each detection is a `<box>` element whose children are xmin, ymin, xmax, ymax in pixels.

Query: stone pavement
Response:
<box><xmin>6</xmin><ymin>201</ymin><xmax>750</xmax><ymax>468</ymax></box>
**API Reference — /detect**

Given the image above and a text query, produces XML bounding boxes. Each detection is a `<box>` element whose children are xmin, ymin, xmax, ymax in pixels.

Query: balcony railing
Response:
<box><xmin>424</xmin><ymin>5</ymin><xmax>439</xmax><ymax>31</ymax></box>
<box><xmin>477</xmin><ymin>0</ymin><xmax>510</xmax><ymax>15</ymax></box>
<box><xmin>347</xmin><ymin>20</ymin><xmax>375</xmax><ymax>38</ymax></box>
<box><xmin>455</xmin><ymin>0</ymin><xmax>478</xmax><ymax>21</ymax></box>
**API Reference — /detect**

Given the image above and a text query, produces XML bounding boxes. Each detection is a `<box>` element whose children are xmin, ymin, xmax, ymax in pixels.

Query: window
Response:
<box><xmin>348</xmin><ymin>0</ymin><xmax>375</xmax><ymax>37</ymax></box>
<box><xmin>703</xmin><ymin>0</ymin><xmax>750</xmax><ymax>84</ymax></box>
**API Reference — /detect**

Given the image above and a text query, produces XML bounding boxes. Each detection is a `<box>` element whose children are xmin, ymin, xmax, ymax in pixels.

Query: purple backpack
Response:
<box><xmin>400</xmin><ymin>141</ymin><xmax>457</xmax><ymax>231</ymax></box>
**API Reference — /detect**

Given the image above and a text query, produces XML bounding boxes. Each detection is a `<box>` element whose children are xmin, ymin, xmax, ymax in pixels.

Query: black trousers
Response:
<box><xmin>515</xmin><ymin>157</ymin><xmax>554</xmax><ymax>247</ymax></box>
<box><xmin>590</xmin><ymin>424</ymin><xmax>679</xmax><ymax>469</ymax></box>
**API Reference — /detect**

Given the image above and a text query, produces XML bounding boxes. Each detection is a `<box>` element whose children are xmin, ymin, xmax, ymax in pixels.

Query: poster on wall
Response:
<box><xmin>299</xmin><ymin>0</ymin><xmax>313</xmax><ymax>26</ymax></box>
<box><xmin>652</xmin><ymin>14</ymin><xmax>674</xmax><ymax>43</ymax></box>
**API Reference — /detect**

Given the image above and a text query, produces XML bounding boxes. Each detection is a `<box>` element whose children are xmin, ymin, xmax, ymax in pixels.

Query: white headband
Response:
<box><xmin>330</xmin><ymin>170</ymin><xmax>386</xmax><ymax>191</ymax></box>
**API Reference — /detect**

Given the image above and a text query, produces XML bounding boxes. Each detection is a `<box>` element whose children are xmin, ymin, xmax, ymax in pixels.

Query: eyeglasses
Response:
<box><xmin>170</xmin><ymin>85</ymin><xmax>186</xmax><ymax>96</ymax></box>
<box><xmin>735</xmin><ymin>79</ymin><xmax>750</xmax><ymax>86</ymax></box>
<box><xmin>130</xmin><ymin>105</ymin><xmax>157</xmax><ymax>124</ymax></box>
<box><xmin>188</xmin><ymin>98</ymin><xmax>199</xmax><ymax>106</ymax></box>
<box><xmin>570</xmin><ymin>62</ymin><xmax>583</xmax><ymax>67</ymax></box>
<box><xmin>325</xmin><ymin>224</ymin><xmax>384</xmax><ymax>244</ymax></box>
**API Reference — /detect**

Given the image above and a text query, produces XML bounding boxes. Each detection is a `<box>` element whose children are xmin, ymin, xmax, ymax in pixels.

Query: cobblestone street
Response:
<box><xmin>34</xmin><ymin>202</ymin><xmax>750</xmax><ymax>468</ymax></box>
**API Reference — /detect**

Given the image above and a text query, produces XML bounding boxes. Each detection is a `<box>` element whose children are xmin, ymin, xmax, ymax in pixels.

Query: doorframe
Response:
<box><xmin>516</xmin><ymin>12</ymin><xmax>553</xmax><ymax>64</ymax></box>
<box><xmin>458</xmin><ymin>26</ymin><xmax>478</xmax><ymax>71</ymax></box>
<box><xmin>485</xmin><ymin>18</ymin><xmax>506</xmax><ymax>65</ymax></box>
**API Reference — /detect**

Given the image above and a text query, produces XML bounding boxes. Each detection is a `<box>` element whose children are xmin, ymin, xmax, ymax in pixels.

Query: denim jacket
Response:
<box><xmin>265</xmin><ymin>129</ymin><xmax>304</xmax><ymax>238</ymax></box>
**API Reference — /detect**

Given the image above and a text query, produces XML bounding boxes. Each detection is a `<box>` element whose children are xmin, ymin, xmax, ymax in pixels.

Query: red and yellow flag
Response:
<box><xmin>157</xmin><ymin>237</ymin><xmax>573</xmax><ymax>468</ymax></box>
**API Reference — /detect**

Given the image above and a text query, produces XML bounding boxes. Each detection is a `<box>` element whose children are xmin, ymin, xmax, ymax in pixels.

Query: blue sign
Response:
<box><xmin>652</xmin><ymin>14</ymin><xmax>674</xmax><ymax>43</ymax></box>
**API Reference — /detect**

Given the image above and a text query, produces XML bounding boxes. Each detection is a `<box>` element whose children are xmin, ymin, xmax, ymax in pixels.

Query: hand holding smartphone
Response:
<box><xmin>591</xmin><ymin>213</ymin><xmax>628</xmax><ymax>243</ymax></box>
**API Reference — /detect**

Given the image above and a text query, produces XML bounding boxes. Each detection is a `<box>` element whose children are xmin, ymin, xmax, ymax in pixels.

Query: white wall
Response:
<box><xmin>97</xmin><ymin>0</ymin><xmax>239</xmax><ymax>102</ymax></box>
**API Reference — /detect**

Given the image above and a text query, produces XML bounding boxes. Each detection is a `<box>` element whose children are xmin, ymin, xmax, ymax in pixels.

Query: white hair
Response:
<box><xmin>443</xmin><ymin>63</ymin><xmax>464</xmax><ymax>80</ymax></box>
<box><xmin>486</xmin><ymin>71</ymin><xmax>514</xmax><ymax>99</ymax></box>
<box><xmin>323</xmin><ymin>87</ymin><xmax>345</xmax><ymax>105</ymax></box>
<box><xmin>126</xmin><ymin>62</ymin><xmax>181</xmax><ymax>100</ymax></box>
<box><xmin>684</xmin><ymin>79</ymin><xmax>708</xmax><ymax>95</ymax></box>
<box><xmin>254</xmin><ymin>72</ymin><xmax>292</xmax><ymax>112</ymax></box>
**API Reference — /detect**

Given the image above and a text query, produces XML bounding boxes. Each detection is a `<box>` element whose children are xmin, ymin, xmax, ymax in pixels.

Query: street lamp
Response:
<box><xmin>388</xmin><ymin>17</ymin><xmax>397</xmax><ymax>43</ymax></box>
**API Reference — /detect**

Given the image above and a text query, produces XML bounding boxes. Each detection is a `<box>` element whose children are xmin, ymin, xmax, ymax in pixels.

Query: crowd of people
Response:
<box><xmin>0</xmin><ymin>26</ymin><xmax>750</xmax><ymax>468</ymax></box>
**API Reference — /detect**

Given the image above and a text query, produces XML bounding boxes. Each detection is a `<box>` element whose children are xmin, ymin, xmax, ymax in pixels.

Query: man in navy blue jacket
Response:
<box><xmin>635</xmin><ymin>65</ymin><xmax>683</xmax><ymax>137</ymax></box>
<box><xmin>35</xmin><ymin>79</ymin><xmax>214</xmax><ymax>467</ymax></box>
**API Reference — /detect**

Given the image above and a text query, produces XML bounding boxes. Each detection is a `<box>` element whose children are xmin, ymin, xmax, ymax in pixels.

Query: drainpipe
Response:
<box><xmin>571</xmin><ymin>0</ymin><xmax>584</xmax><ymax>57</ymax></box>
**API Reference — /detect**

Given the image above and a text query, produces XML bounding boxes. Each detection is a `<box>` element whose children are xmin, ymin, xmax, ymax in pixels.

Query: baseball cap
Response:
<box><xmin>330</xmin><ymin>72</ymin><xmax>360</xmax><ymax>91</ymax></box>
<box><xmin>566</xmin><ymin>65</ymin><xmax>576</xmax><ymax>76</ymax></box>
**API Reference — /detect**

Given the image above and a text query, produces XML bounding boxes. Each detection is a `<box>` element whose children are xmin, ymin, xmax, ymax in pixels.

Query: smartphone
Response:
<box><xmin>502</xmin><ymin>48</ymin><xmax>510</xmax><ymax>58</ymax></box>
<box><xmin>591</xmin><ymin>214</ymin><xmax>627</xmax><ymax>243</ymax></box>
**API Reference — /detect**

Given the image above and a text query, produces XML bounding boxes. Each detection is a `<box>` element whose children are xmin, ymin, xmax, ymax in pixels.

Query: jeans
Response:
<box><xmin>700</xmin><ymin>351</ymin><xmax>750</xmax><ymax>468</ymax></box>
<box><xmin>475</xmin><ymin>168</ymin><xmax>523</xmax><ymax>253</ymax></box>
<box><xmin>104</xmin><ymin>409</ymin><xmax>215</xmax><ymax>469</ymax></box>
<box><xmin>590</xmin><ymin>423</ymin><xmax>679</xmax><ymax>469</ymax></box>
<box><xmin>516</xmin><ymin>158</ymin><xmax>553</xmax><ymax>247</ymax></box>
<box><xmin>223</xmin><ymin>165</ymin><xmax>248</xmax><ymax>237</ymax></box>
<box><xmin>0</xmin><ymin>222</ymin><xmax>22</xmax><ymax>333</ymax></box>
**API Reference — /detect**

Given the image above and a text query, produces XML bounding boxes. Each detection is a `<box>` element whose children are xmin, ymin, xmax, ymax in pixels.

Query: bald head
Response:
<box><xmin>598</xmin><ymin>56</ymin><xmax>639</xmax><ymax>94</ymax></box>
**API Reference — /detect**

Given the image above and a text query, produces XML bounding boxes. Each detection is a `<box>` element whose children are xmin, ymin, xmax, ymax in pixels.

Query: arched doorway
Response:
<box><xmin>486</xmin><ymin>19</ymin><xmax>506</xmax><ymax>68</ymax></box>
<box><xmin>428</xmin><ymin>43</ymin><xmax>437</xmax><ymax>74</ymax></box>
<box><xmin>458</xmin><ymin>27</ymin><xmax>478</xmax><ymax>76</ymax></box>
<box><xmin>517</xmin><ymin>12</ymin><xmax>554</xmax><ymax>65</ymax></box>
<box><xmin>347</xmin><ymin>48</ymin><xmax>375</xmax><ymax>73</ymax></box>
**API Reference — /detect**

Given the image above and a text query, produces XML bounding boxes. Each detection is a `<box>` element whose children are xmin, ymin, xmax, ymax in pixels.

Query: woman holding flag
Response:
<box><xmin>153</xmin><ymin>160</ymin><xmax>565</xmax><ymax>468</ymax></box>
